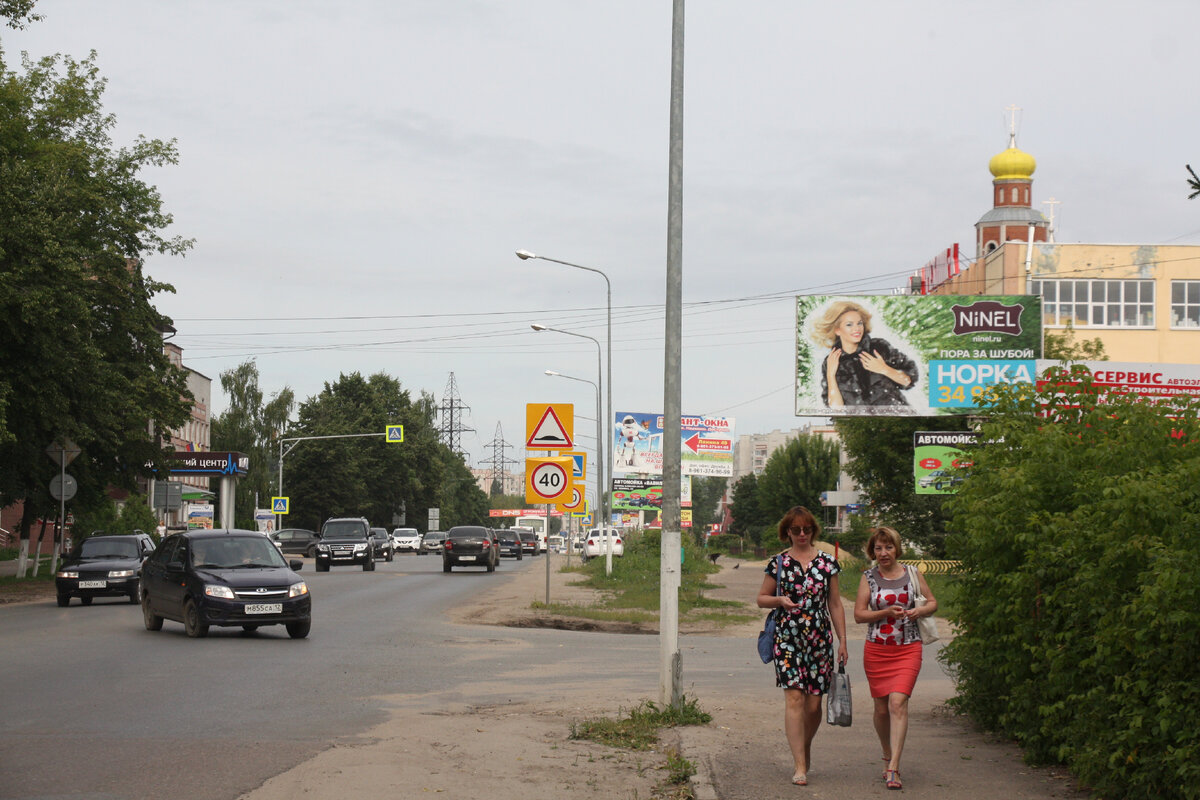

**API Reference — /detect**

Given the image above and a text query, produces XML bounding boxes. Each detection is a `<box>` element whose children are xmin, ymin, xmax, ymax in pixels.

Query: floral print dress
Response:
<box><xmin>764</xmin><ymin>552</ymin><xmax>840</xmax><ymax>693</ymax></box>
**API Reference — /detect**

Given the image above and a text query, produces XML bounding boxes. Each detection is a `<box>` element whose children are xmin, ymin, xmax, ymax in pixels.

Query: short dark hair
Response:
<box><xmin>777</xmin><ymin>506</ymin><xmax>821</xmax><ymax>543</ymax></box>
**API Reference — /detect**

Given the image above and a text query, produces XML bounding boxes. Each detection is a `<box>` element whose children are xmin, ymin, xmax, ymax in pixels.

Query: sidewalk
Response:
<box><xmin>677</xmin><ymin>562</ymin><xmax>1090</xmax><ymax>799</ymax></box>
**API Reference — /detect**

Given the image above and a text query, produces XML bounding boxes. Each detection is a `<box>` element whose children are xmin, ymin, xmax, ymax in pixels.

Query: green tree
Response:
<box><xmin>943</xmin><ymin>368</ymin><xmax>1200</xmax><ymax>799</ymax></box>
<box><xmin>0</xmin><ymin>44</ymin><xmax>193</xmax><ymax>566</ymax></box>
<box><xmin>688</xmin><ymin>475</ymin><xmax>727</xmax><ymax>536</ymax></box>
<box><xmin>835</xmin><ymin>416</ymin><xmax>969</xmax><ymax>556</ymax></box>
<box><xmin>210</xmin><ymin>361</ymin><xmax>294</xmax><ymax>528</ymax></box>
<box><xmin>727</xmin><ymin>472</ymin><xmax>765</xmax><ymax>543</ymax></box>
<box><xmin>2</xmin><ymin>0</ymin><xmax>41</xmax><ymax>30</ymax></box>
<box><xmin>754</xmin><ymin>434</ymin><xmax>841</xmax><ymax>528</ymax></box>
<box><xmin>284</xmin><ymin>372</ymin><xmax>486</xmax><ymax>531</ymax></box>
<box><xmin>1043</xmin><ymin>320</ymin><xmax>1108</xmax><ymax>361</ymax></box>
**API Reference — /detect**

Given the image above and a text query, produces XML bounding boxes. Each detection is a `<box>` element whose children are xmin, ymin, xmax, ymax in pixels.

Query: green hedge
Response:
<box><xmin>943</xmin><ymin>372</ymin><xmax>1200</xmax><ymax>799</ymax></box>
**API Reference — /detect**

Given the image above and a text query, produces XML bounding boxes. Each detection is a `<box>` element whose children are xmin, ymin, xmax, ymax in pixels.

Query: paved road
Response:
<box><xmin>0</xmin><ymin>553</ymin><xmax>579</xmax><ymax>800</ymax></box>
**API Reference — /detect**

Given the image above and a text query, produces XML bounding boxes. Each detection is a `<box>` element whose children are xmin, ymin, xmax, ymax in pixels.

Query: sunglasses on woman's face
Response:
<box><xmin>788</xmin><ymin>526</ymin><xmax>814</xmax><ymax>535</ymax></box>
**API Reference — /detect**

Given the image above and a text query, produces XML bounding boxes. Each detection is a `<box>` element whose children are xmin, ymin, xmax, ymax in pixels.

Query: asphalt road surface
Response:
<box><xmin>0</xmin><ymin>552</ymin><xmax>601</xmax><ymax>800</ymax></box>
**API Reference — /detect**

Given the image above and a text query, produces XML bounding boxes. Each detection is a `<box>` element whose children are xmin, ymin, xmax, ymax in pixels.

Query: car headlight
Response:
<box><xmin>204</xmin><ymin>584</ymin><xmax>236</xmax><ymax>599</ymax></box>
<box><xmin>288</xmin><ymin>582</ymin><xmax>309</xmax><ymax>597</ymax></box>
<box><xmin>57</xmin><ymin>570</ymin><xmax>78</xmax><ymax>579</ymax></box>
<box><xmin>354</xmin><ymin>543</ymin><xmax>367</xmax><ymax>552</ymax></box>
<box><xmin>108</xmin><ymin>569</ymin><xmax>137</xmax><ymax>578</ymax></box>
<box><xmin>316</xmin><ymin>544</ymin><xmax>329</xmax><ymax>552</ymax></box>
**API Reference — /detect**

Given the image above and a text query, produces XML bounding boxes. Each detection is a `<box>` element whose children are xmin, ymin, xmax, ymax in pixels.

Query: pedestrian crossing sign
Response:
<box><xmin>562</xmin><ymin>450</ymin><xmax>586</xmax><ymax>479</ymax></box>
<box><xmin>272</xmin><ymin>497</ymin><xmax>289</xmax><ymax>514</ymax></box>
<box><xmin>386</xmin><ymin>424</ymin><xmax>404</xmax><ymax>443</ymax></box>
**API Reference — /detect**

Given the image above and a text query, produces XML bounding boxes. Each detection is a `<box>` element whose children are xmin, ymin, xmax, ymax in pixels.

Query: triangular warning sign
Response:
<box><xmin>526</xmin><ymin>406</ymin><xmax>573</xmax><ymax>449</ymax></box>
<box><xmin>272</xmin><ymin>498</ymin><xmax>287</xmax><ymax>513</ymax></box>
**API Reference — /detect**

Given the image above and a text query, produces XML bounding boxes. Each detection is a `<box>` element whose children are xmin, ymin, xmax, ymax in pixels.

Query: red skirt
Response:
<box><xmin>863</xmin><ymin>640</ymin><xmax>923</xmax><ymax>698</ymax></box>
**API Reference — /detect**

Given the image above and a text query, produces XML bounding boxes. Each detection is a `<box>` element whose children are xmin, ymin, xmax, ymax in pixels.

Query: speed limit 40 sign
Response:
<box><xmin>525</xmin><ymin>457</ymin><xmax>572</xmax><ymax>504</ymax></box>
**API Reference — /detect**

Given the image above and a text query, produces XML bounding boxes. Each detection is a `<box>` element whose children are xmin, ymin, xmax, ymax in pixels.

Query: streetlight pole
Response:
<box><xmin>531</xmin><ymin>324</ymin><xmax>612</xmax><ymax>575</ymax></box>
<box><xmin>516</xmin><ymin>250</ymin><xmax>612</xmax><ymax>540</ymax></box>
<box><xmin>545</xmin><ymin>369</ymin><xmax>600</xmax><ymax>566</ymax></box>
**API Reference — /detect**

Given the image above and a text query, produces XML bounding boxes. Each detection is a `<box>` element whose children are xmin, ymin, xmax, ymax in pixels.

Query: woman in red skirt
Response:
<box><xmin>854</xmin><ymin>526</ymin><xmax>938</xmax><ymax>790</ymax></box>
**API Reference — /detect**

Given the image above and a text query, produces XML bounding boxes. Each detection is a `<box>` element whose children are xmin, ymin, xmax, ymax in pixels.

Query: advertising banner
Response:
<box><xmin>795</xmin><ymin>295</ymin><xmax>1042</xmax><ymax>417</ymax></box>
<box><xmin>610</xmin><ymin>476</ymin><xmax>693</xmax><ymax>512</ymax></box>
<box><xmin>913</xmin><ymin>432</ymin><xmax>978</xmax><ymax>495</ymax></box>
<box><xmin>613</xmin><ymin>412</ymin><xmax>734</xmax><ymax>477</ymax></box>
<box><xmin>254</xmin><ymin>508</ymin><xmax>275</xmax><ymax>534</ymax></box>
<box><xmin>186</xmin><ymin>503</ymin><xmax>214</xmax><ymax>529</ymax></box>
<box><xmin>1036</xmin><ymin>361</ymin><xmax>1200</xmax><ymax>405</ymax></box>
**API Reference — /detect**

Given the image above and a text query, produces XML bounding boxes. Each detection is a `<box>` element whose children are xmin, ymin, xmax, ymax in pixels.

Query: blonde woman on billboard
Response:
<box><xmin>814</xmin><ymin>301</ymin><xmax>919</xmax><ymax>408</ymax></box>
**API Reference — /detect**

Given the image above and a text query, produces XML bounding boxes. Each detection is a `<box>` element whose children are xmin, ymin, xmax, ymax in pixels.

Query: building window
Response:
<box><xmin>1031</xmin><ymin>279</ymin><xmax>1155</xmax><ymax>328</ymax></box>
<box><xmin>1171</xmin><ymin>280</ymin><xmax>1200</xmax><ymax>328</ymax></box>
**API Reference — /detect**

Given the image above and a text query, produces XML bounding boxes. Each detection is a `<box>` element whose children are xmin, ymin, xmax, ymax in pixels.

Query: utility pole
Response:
<box><xmin>481</xmin><ymin>422</ymin><xmax>519</xmax><ymax>496</ymax></box>
<box><xmin>438</xmin><ymin>372</ymin><xmax>475</xmax><ymax>463</ymax></box>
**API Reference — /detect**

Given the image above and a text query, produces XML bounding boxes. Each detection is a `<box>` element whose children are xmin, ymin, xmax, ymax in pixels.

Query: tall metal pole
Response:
<box><xmin>516</xmin><ymin>251</ymin><xmax>612</xmax><ymax>553</ymax></box>
<box><xmin>531</xmin><ymin>324</ymin><xmax>612</xmax><ymax>575</ymax></box>
<box><xmin>545</xmin><ymin>370</ymin><xmax>601</xmax><ymax>569</ymax></box>
<box><xmin>660</xmin><ymin>0</ymin><xmax>685</xmax><ymax>709</ymax></box>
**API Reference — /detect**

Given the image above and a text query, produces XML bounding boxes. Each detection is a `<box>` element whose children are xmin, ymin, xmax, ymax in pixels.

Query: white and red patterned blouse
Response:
<box><xmin>863</xmin><ymin>565</ymin><xmax>920</xmax><ymax>646</ymax></box>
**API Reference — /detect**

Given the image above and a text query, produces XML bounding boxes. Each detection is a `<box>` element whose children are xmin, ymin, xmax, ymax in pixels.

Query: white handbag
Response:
<box><xmin>906</xmin><ymin>564</ymin><xmax>939</xmax><ymax>644</ymax></box>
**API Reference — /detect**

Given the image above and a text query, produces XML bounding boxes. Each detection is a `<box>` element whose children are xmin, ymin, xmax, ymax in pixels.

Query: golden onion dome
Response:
<box><xmin>989</xmin><ymin>146</ymin><xmax>1036</xmax><ymax>180</ymax></box>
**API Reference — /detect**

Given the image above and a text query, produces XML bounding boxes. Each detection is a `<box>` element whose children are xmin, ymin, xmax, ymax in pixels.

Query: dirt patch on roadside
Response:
<box><xmin>0</xmin><ymin>577</ymin><xmax>57</xmax><ymax>605</ymax></box>
<box><xmin>448</xmin><ymin>552</ymin><xmax>767</xmax><ymax>638</ymax></box>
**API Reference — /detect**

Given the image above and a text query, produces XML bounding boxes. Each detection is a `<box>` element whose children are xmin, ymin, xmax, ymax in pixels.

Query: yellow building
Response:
<box><xmin>929</xmin><ymin>135</ymin><xmax>1200</xmax><ymax>364</ymax></box>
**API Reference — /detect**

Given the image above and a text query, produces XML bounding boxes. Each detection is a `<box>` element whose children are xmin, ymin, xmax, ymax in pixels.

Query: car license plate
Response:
<box><xmin>458</xmin><ymin>555</ymin><xmax>476</xmax><ymax>561</ymax></box>
<box><xmin>245</xmin><ymin>603</ymin><xmax>282</xmax><ymax>615</ymax></box>
<box><xmin>79</xmin><ymin>580</ymin><xmax>106</xmax><ymax>588</ymax></box>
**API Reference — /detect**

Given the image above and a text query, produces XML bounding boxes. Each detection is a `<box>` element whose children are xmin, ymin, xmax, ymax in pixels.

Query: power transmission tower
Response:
<box><xmin>481</xmin><ymin>421</ymin><xmax>520</xmax><ymax>496</ymax></box>
<box><xmin>438</xmin><ymin>372</ymin><xmax>474</xmax><ymax>463</ymax></box>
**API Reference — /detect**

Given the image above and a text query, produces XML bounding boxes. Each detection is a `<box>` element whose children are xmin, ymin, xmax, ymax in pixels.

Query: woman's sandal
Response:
<box><xmin>792</xmin><ymin>773</ymin><xmax>808</xmax><ymax>786</ymax></box>
<box><xmin>885</xmin><ymin>769</ymin><xmax>902</xmax><ymax>790</ymax></box>
<box><xmin>881</xmin><ymin>755</ymin><xmax>891</xmax><ymax>778</ymax></box>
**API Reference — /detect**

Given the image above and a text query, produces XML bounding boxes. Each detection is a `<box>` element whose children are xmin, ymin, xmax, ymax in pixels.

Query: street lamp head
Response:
<box><xmin>515</xmin><ymin>249</ymin><xmax>536</xmax><ymax>261</ymax></box>
<box><xmin>544</xmin><ymin>370</ymin><xmax>560</xmax><ymax>376</ymax></box>
<box><xmin>530</xmin><ymin>323</ymin><xmax>547</xmax><ymax>332</ymax></box>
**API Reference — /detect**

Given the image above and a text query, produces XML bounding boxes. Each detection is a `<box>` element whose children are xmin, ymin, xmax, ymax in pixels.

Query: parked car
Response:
<box><xmin>369</xmin><ymin>527</ymin><xmax>394</xmax><ymax>562</ymax></box>
<box><xmin>442</xmin><ymin>525</ymin><xmax>498</xmax><ymax>572</ymax></box>
<box><xmin>419</xmin><ymin>531</ymin><xmax>446</xmax><ymax>555</ymax></box>
<box><xmin>495</xmin><ymin>530</ymin><xmax>523</xmax><ymax>560</ymax></box>
<box><xmin>55</xmin><ymin>532</ymin><xmax>155</xmax><ymax>607</ymax></box>
<box><xmin>271</xmin><ymin>528</ymin><xmax>321</xmax><ymax>558</ymax></box>
<box><xmin>315</xmin><ymin>517</ymin><xmax>375</xmax><ymax>571</ymax></box>
<box><xmin>140</xmin><ymin>529</ymin><xmax>311</xmax><ymax>639</ymax></box>
<box><xmin>391</xmin><ymin>527</ymin><xmax>421</xmax><ymax>553</ymax></box>
<box><xmin>514</xmin><ymin>527</ymin><xmax>540</xmax><ymax>556</ymax></box>
<box><xmin>582</xmin><ymin>528</ymin><xmax>624</xmax><ymax>561</ymax></box>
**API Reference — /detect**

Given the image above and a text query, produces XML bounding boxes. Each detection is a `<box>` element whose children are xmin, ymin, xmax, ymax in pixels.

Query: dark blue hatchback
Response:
<box><xmin>140</xmin><ymin>529</ymin><xmax>311</xmax><ymax>638</ymax></box>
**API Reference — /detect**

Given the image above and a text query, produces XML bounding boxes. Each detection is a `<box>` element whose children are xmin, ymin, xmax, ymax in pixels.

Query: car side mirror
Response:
<box><xmin>289</xmin><ymin>559</ymin><xmax>303</xmax><ymax>571</ymax></box>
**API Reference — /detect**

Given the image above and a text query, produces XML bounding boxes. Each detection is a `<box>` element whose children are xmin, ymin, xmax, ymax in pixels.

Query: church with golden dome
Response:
<box><xmin>926</xmin><ymin>114</ymin><xmax>1200</xmax><ymax>366</ymax></box>
<box><xmin>975</xmin><ymin>135</ymin><xmax>1049</xmax><ymax>257</ymax></box>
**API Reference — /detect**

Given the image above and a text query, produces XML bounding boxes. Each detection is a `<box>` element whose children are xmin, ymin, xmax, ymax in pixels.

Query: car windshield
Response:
<box><xmin>191</xmin><ymin>537</ymin><xmax>287</xmax><ymax>569</ymax></box>
<box><xmin>323</xmin><ymin>521</ymin><xmax>367</xmax><ymax>540</ymax></box>
<box><xmin>78</xmin><ymin>538</ymin><xmax>138</xmax><ymax>558</ymax></box>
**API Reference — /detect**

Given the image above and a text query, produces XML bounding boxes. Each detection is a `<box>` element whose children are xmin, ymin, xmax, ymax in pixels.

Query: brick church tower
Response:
<box><xmin>974</xmin><ymin>112</ymin><xmax>1049</xmax><ymax>258</ymax></box>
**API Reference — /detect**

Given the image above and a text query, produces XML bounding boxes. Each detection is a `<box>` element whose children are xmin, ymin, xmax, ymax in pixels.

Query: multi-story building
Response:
<box><xmin>923</xmin><ymin>130</ymin><xmax>1200</xmax><ymax>363</ymax></box>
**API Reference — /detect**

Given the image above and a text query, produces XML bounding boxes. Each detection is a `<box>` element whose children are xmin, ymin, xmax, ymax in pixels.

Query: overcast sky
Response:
<box><xmin>8</xmin><ymin>1</ymin><xmax>1200</xmax><ymax>477</ymax></box>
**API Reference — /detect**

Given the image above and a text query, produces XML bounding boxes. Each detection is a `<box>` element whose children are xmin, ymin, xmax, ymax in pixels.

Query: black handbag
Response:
<box><xmin>757</xmin><ymin>555</ymin><xmax>783</xmax><ymax>663</ymax></box>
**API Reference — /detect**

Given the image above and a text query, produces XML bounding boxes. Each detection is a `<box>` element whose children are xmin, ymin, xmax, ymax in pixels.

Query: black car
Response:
<box><xmin>140</xmin><ymin>529</ymin><xmax>311</xmax><ymax>639</ymax></box>
<box><xmin>315</xmin><ymin>517</ymin><xmax>375</xmax><ymax>571</ymax></box>
<box><xmin>369</xmin><ymin>527</ymin><xmax>394</xmax><ymax>562</ymax></box>
<box><xmin>442</xmin><ymin>525</ymin><xmax>498</xmax><ymax>572</ymax></box>
<box><xmin>272</xmin><ymin>528</ymin><xmax>321</xmax><ymax>558</ymax></box>
<box><xmin>495</xmin><ymin>530</ymin><xmax>523</xmax><ymax>560</ymax></box>
<box><xmin>515</xmin><ymin>529</ymin><xmax>540</xmax><ymax>556</ymax></box>
<box><xmin>56</xmin><ymin>532</ymin><xmax>155</xmax><ymax>607</ymax></box>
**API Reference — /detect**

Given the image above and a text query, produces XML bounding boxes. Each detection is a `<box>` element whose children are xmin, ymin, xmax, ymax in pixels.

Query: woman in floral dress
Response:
<box><xmin>757</xmin><ymin>505</ymin><xmax>848</xmax><ymax>787</ymax></box>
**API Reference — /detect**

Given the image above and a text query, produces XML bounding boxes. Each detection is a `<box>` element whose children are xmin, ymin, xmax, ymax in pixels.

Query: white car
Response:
<box><xmin>391</xmin><ymin>527</ymin><xmax>421</xmax><ymax>553</ymax></box>
<box><xmin>581</xmin><ymin>528</ymin><xmax>624</xmax><ymax>560</ymax></box>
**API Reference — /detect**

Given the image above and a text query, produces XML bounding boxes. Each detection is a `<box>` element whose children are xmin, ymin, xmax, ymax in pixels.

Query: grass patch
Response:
<box><xmin>569</xmin><ymin>696</ymin><xmax>712</xmax><ymax>751</ymax></box>
<box><xmin>530</xmin><ymin>601</ymin><xmax>657</xmax><ymax>624</ymax></box>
